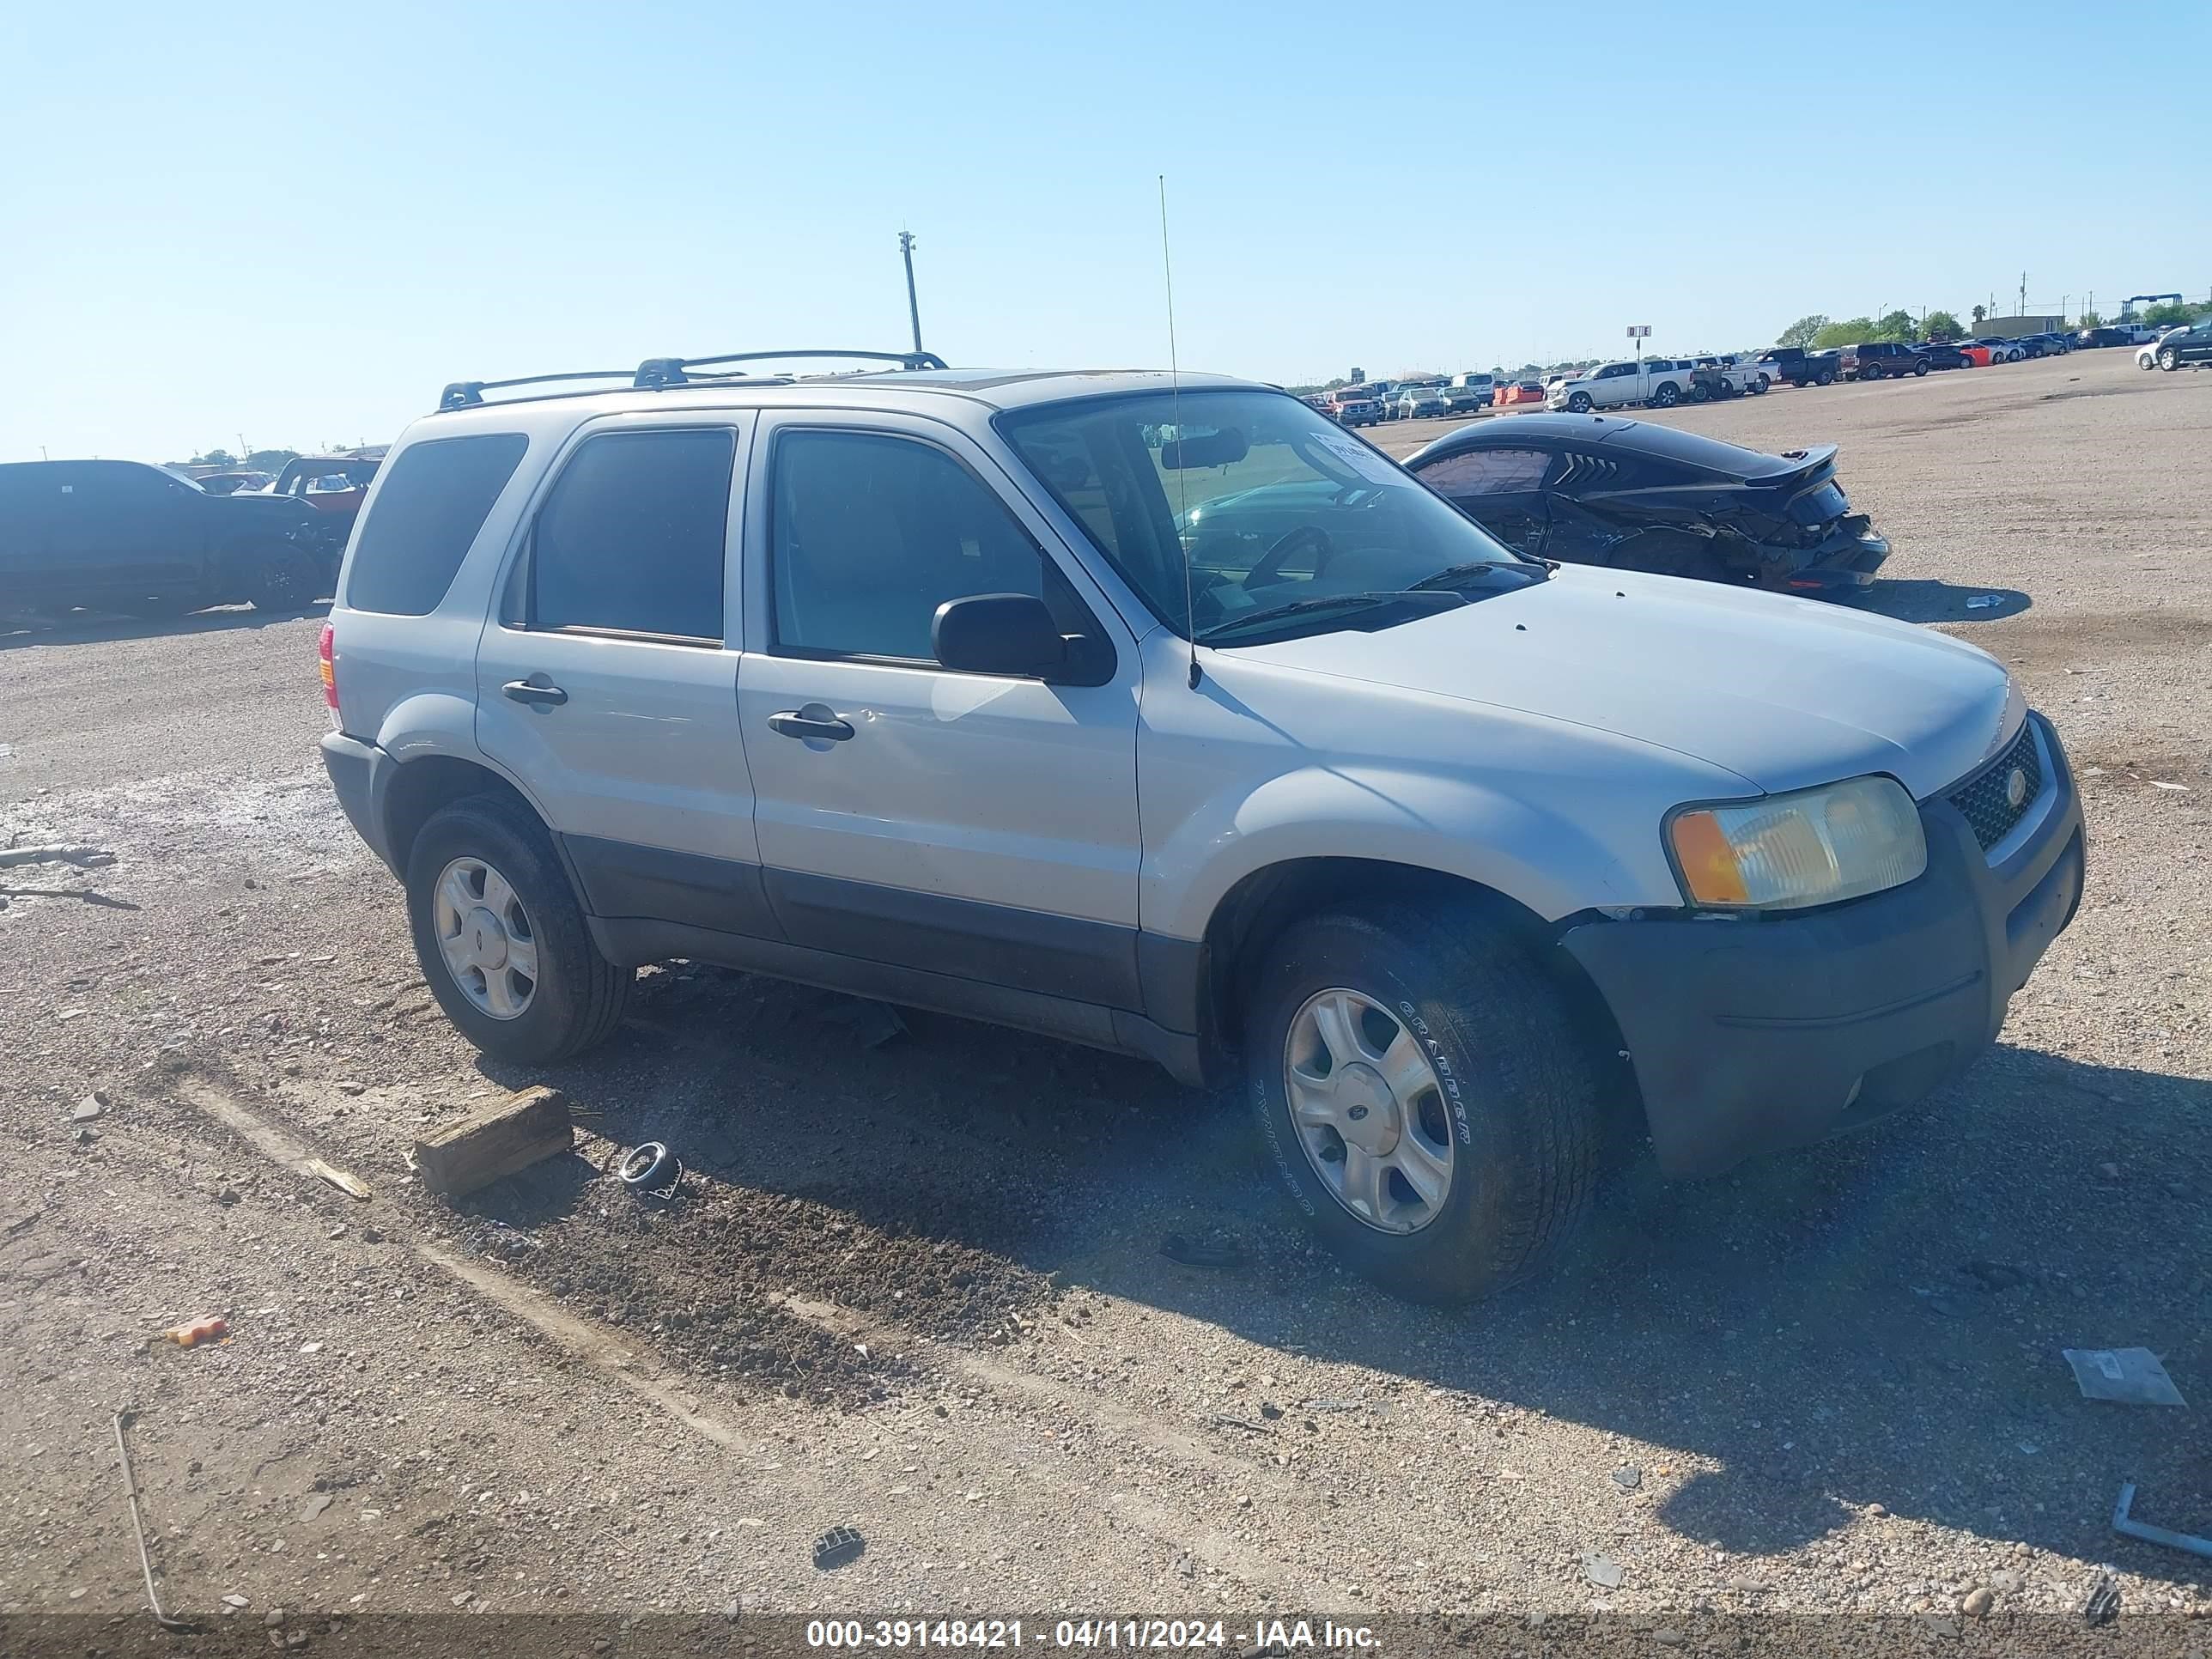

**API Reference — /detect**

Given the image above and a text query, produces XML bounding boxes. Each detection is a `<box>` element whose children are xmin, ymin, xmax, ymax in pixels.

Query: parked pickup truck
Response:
<box><xmin>1328</xmin><ymin>386</ymin><xmax>1386</xmax><ymax>428</ymax></box>
<box><xmin>318</xmin><ymin>348</ymin><xmax>2086</xmax><ymax>1304</ymax></box>
<box><xmin>1754</xmin><ymin>347</ymin><xmax>1837</xmax><ymax>387</ymax></box>
<box><xmin>1686</xmin><ymin>356</ymin><xmax>1769</xmax><ymax>401</ymax></box>
<box><xmin>1546</xmin><ymin>359</ymin><xmax>1696</xmax><ymax>412</ymax></box>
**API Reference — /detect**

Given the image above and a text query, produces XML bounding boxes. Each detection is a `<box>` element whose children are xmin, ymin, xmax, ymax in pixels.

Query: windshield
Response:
<box><xmin>1000</xmin><ymin>388</ymin><xmax>1534</xmax><ymax>641</ymax></box>
<box><xmin>159</xmin><ymin>466</ymin><xmax>205</xmax><ymax>490</ymax></box>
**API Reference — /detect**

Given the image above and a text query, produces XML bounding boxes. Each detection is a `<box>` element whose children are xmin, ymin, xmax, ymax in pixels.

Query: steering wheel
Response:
<box><xmin>1243</xmin><ymin>525</ymin><xmax>1336</xmax><ymax>592</ymax></box>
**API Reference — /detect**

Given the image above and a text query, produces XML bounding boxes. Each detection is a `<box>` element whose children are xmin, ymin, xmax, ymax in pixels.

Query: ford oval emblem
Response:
<box><xmin>2005</xmin><ymin>767</ymin><xmax>2029</xmax><ymax>809</ymax></box>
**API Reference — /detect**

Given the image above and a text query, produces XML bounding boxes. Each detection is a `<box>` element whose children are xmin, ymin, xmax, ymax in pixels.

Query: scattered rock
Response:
<box><xmin>264</xmin><ymin>1609</ymin><xmax>286</xmax><ymax>1628</ymax></box>
<box><xmin>300</xmin><ymin>1492</ymin><xmax>333</xmax><ymax>1521</ymax></box>
<box><xmin>1582</xmin><ymin>1552</ymin><xmax>1625</xmax><ymax>1589</ymax></box>
<box><xmin>1727</xmin><ymin>1576</ymin><xmax>1766</xmax><ymax>1594</ymax></box>
<box><xmin>1611</xmin><ymin>1465</ymin><xmax>1643</xmax><ymax>1491</ymax></box>
<box><xmin>222</xmin><ymin>1593</ymin><xmax>250</xmax><ymax>1610</ymax></box>
<box><xmin>70</xmin><ymin>1092</ymin><xmax>106</xmax><ymax>1122</ymax></box>
<box><xmin>1652</xmin><ymin>1628</ymin><xmax>1685</xmax><ymax>1647</ymax></box>
<box><xmin>1961</xmin><ymin>1588</ymin><xmax>1994</xmax><ymax>1618</ymax></box>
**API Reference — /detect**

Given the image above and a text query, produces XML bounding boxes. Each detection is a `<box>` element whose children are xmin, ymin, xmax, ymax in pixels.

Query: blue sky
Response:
<box><xmin>3</xmin><ymin>0</ymin><xmax>2206</xmax><ymax>461</ymax></box>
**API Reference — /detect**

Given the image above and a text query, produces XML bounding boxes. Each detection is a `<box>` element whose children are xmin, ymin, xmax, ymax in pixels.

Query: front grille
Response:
<box><xmin>1948</xmin><ymin>720</ymin><xmax>2044</xmax><ymax>853</ymax></box>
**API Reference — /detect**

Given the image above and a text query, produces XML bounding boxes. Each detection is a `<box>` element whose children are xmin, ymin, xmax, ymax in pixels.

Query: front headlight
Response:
<box><xmin>1666</xmin><ymin>775</ymin><xmax>1925</xmax><ymax>910</ymax></box>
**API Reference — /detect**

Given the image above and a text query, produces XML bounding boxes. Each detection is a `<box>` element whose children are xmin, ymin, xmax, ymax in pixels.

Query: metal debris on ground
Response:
<box><xmin>1582</xmin><ymin>1551</ymin><xmax>1626</xmax><ymax>1589</ymax></box>
<box><xmin>2062</xmin><ymin>1346</ymin><xmax>2188</xmax><ymax>1407</ymax></box>
<box><xmin>303</xmin><ymin>1158</ymin><xmax>370</xmax><ymax>1201</ymax></box>
<box><xmin>1209</xmin><ymin>1413</ymin><xmax>1273</xmax><ymax>1435</ymax></box>
<box><xmin>618</xmin><ymin>1141</ymin><xmax>682</xmax><ymax>1199</ymax></box>
<box><xmin>159</xmin><ymin>1315</ymin><xmax>228</xmax><ymax>1349</ymax></box>
<box><xmin>112</xmin><ymin>1414</ymin><xmax>194</xmax><ymax>1633</ymax></box>
<box><xmin>1159</xmin><ymin>1232</ymin><xmax>1244</xmax><ymax>1269</ymax></box>
<box><xmin>2112</xmin><ymin>1481</ymin><xmax>2212</xmax><ymax>1560</ymax></box>
<box><xmin>811</xmin><ymin>1525</ymin><xmax>866</xmax><ymax>1570</ymax></box>
<box><xmin>2081</xmin><ymin>1566</ymin><xmax>2122</xmax><ymax>1626</ymax></box>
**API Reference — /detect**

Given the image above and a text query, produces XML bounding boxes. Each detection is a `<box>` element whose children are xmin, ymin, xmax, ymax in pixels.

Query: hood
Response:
<box><xmin>1231</xmin><ymin>564</ymin><xmax>2018</xmax><ymax>799</ymax></box>
<box><xmin>223</xmin><ymin>489</ymin><xmax>318</xmax><ymax>519</ymax></box>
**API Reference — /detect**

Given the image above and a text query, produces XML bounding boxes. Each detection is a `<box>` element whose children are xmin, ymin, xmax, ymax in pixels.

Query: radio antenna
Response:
<box><xmin>1159</xmin><ymin>173</ymin><xmax>1200</xmax><ymax>690</ymax></box>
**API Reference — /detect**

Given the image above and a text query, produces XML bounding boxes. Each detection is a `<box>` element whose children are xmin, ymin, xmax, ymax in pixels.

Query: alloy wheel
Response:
<box><xmin>1283</xmin><ymin>987</ymin><xmax>1456</xmax><ymax>1235</ymax></box>
<box><xmin>433</xmin><ymin>856</ymin><xmax>539</xmax><ymax>1019</ymax></box>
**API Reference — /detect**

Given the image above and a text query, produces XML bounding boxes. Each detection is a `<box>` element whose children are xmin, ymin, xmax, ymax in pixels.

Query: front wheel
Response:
<box><xmin>1566</xmin><ymin>391</ymin><xmax>1593</xmax><ymax>414</ymax></box>
<box><xmin>2160</xmin><ymin>347</ymin><xmax>2180</xmax><ymax>371</ymax></box>
<box><xmin>1753</xmin><ymin>374</ymin><xmax>1771</xmax><ymax>394</ymax></box>
<box><xmin>405</xmin><ymin>792</ymin><xmax>633</xmax><ymax>1065</ymax></box>
<box><xmin>1651</xmin><ymin>382</ymin><xmax>1680</xmax><ymax>407</ymax></box>
<box><xmin>248</xmin><ymin>546</ymin><xmax>321</xmax><ymax>614</ymax></box>
<box><xmin>1913</xmin><ymin>359</ymin><xmax>1930</xmax><ymax>376</ymax></box>
<box><xmin>1243</xmin><ymin>903</ymin><xmax>1601</xmax><ymax>1303</ymax></box>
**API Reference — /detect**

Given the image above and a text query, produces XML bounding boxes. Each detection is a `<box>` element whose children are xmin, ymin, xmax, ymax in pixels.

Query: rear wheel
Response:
<box><xmin>1651</xmin><ymin>382</ymin><xmax>1680</xmax><ymax>408</ymax></box>
<box><xmin>1243</xmin><ymin>902</ymin><xmax>1601</xmax><ymax>1303</ymax></box>
<box><xmin>1913</xmin><ymin>359</ymin><xmax>1930</xmax><ymax>376</ymax></box>
<box><xmin>405</xmin><ymin>793</ymin><xmax>633</xmax><ymax>1065</ymax></box>
<box><xmin>1752</xmin><ymin>374</ymin><xmax>1771</xmax><ymax>394</ymax></box>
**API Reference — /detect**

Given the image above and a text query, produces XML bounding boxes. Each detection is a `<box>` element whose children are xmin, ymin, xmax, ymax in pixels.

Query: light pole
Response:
<box><xmin>897</xmin><ymin>231</ymin><xmax>924</xmax><ymax>356</ymax></box>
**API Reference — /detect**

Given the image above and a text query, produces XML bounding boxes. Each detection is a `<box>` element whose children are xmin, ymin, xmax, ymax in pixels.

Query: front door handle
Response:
<box><xmin>768</xmin><ymin>702</ymin><xmax>854</xmax><ymax>743</ymax></box>
<box><xmin>502</xmin><ymin>679</ymin><xmax>568</xmax><ymax>708</ymax></box>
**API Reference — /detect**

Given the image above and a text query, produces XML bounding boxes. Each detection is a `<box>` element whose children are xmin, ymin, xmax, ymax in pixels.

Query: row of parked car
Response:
<box><xmin>1325</xmin><ymin>319</ymin><xmax>2192</xmax><ymax>429</ymax></box>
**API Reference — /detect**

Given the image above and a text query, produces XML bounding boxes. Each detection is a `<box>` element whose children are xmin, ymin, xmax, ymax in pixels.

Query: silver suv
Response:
<box><xmin>320</xmin><ymin>347</ymin><xmax>2083</xmax><ymax>1300</ymax></box>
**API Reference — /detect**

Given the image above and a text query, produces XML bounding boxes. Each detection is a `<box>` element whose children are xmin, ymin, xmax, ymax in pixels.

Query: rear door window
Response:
<box><xmin>346</xmin><ymin>434</ymin><xmax>528</xmax><ymax>615</ymax></box>
<box><xmin>528</xmin><ymin>428</ymin><xmax>734</xmax><ymax>643</ymax></box>
<box><xmin>1415</xmin><ymin>447</ymin><xmax>1553</xmax><ymax>495</ymax></box>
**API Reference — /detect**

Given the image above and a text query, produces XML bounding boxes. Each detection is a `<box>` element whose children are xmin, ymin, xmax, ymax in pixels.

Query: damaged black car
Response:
<box><xmin>1401</xmin><ymin>413</ymin><xmax>1888</xmax><ymax>596</ymax></box>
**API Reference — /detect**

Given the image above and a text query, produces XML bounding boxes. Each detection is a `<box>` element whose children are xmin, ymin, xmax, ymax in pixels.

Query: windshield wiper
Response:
<box><xmin>1195</xmin><ymin>589</ymin><xmax>1463</xmax><ymax>644</ymax></box>
<box><xmin>1405</xmin><ymin>558</ymin><xmax>1549</xmax><ymax>592</ymax></box>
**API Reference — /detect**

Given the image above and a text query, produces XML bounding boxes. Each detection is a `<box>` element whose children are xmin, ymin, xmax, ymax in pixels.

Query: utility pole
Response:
<box><xmin>2019</xmin><ymin>271</ymin><xmax>2027</xmax><ymax>318</ymax></box>
<box><xmin>897</xmin><ymin>230</ymin><xmax>924</xmax><ymax>356</ymax></box>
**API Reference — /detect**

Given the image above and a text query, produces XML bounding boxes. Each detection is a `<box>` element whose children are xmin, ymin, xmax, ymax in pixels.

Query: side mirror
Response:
<box><xmin>932</xmin><ymin>593</ymin><xmax>1066</xmax><ymax>678</ymax></box>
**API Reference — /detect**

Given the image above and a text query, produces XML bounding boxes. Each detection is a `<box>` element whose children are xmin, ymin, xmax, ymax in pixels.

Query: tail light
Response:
<box><xmin>318</xmin><ymin>622</ymin><xmax>341</xmax><ymax>726</ymax></box>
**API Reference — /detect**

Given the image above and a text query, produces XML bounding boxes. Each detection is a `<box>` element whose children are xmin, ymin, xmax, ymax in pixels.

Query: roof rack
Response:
<box><xmin>435</xmin><ymin>348</ymin><xmax>951</xmax><ymax>412</ymax></box>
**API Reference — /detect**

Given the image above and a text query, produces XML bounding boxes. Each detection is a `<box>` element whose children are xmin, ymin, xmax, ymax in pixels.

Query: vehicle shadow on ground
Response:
<box><xmin>471</xmin><ymin>972</ymin><xmax>2210</xmax><ymax>1574</ymax></box>
<box><xmin>0</xmin><ymin>601</ymin><xmax>329</xmax><ymax>653</ymax></box>
<box><xmin>1853</xmin><ymin>580</ymin><xmax>2032</xmax><ymax>625</ymax></box>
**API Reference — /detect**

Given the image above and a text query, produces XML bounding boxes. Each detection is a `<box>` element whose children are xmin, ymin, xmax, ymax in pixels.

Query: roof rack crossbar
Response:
<box><xmin>438</xmin><ymin>370</ymin><xmax>635</xmax><ymax>410</ymax></box>
<box><xmin>637</xmin><ymin>348</ymin><xmax>949</xmax><ymax>387</ymax></box>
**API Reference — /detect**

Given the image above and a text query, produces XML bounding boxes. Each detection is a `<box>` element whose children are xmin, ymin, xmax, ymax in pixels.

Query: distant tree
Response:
<box><xmin>1971</xmin><ymin>303</ymin><xmax>1987</xmax><ymax>327</ymax></box>
<box><xmin>243</xmin><ymin>447</ymin><xmax>299</xmax><ymax>472</ymax></box>
<box><xmin>2079</xmin><ymin>311</ymin><xmax>2104</xmax><ymax>329</ymax></box>
<box><xmin>2140</xmin><ymin>301</ymin><xmax>2196</xmax><ymax>329</ymax></box>
<box><xmin>1776</xmin><ymin>313</ymin><xmax>1829</xmax><ymax>349</ymax></box>
<box><xmin>190</xmin><ymin>447</ymin><xmax>236</xmax><ymax>467</ymax></box>
<box><xmin>1812</xmin><ymin>316</ymin><xmax>1878</xmax><ymax>348</ymax></box>
<box><xmin>1922</xmin><ymin>310</ymin><xmax>1965</xmax><ymax>343</ymax></box>
<box><xmin>1874</xmin><ymin>309</ymin><xmax>1917</xmax><ymax>343</ymax></box>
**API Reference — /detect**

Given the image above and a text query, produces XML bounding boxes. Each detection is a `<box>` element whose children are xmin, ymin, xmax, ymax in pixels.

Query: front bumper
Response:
<box><xmin>1562</xmin><ymin>711</ymin><xmax>2084</xmax><ymax>1176</ymax></box>
<box><xmin>320</xmin><ymin>730</ymin><xmax>401</xmax><ymax>875</ymax></box>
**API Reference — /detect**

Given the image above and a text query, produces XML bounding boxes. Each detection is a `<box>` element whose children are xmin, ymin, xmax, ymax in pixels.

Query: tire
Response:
<box><xmin>1913</xmin><ymin>359</ymin><xmax>1929</xmax><ymax>376</ymax></box>
<box><xmin>1651</xmin><ymin>382</ymin><xmax>1680</xmax><ymax>407</ymax></box>
<box><xmin>2160</xmin><ymin>347</ymin><xmax>2180</xmax><ymax>372</ymax></box>
<box><xmin>248</xmin><ymin>546</ymin><xmax>321</xmax><ymax>614</ymax></box>
<box><xmin>1818</xmin><ymin>369</ymin><xmax>1837</xmax><ymax>386</ymax></box>
<box><xmin>405</xmin><ymin>792</ymin><xmax>633</xmax><ymax>1066</ymax></box>
<box><xmin>1753</xmin><ymin>374</ymin><xmax>1771</xmax><ymax>394</ymax></box>
<box><xmin>1566</xmin><ymin>391</ymin><xmax>1593</xmax><ymax>414</ymax></box>
<box><xmin>1243</xmin><ymin>902</ymin><xmax>1601</xmax><ymax>1303</ymax></box>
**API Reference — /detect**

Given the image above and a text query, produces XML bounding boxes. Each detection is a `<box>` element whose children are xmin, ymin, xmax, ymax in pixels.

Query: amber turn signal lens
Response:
<box><xmin>1668</xmin><ymin>810</ymin><xmax>1751</xmax><ymax>905</ymax></box>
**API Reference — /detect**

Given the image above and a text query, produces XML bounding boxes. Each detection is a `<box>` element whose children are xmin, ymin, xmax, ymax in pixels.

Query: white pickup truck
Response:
<box><xmin>1546</xmin><ymin>359</ymin><xmax>1696</xmax><ymax>413</ymax></box>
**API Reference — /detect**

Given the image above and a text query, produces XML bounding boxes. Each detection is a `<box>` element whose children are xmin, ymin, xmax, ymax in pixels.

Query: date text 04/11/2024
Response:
<box><xmin>804</xmin><ymin>1620</ymin><xmax>1382</xmax><ymax>1650</ymax></box>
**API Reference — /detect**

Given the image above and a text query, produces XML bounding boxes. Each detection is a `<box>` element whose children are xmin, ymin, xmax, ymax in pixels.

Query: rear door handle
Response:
<box><xmin>502</xmin><ymin>679</ymin><xmax>568</xmax><ymax>707</ymax></box>
<box><xmin>768</xmin><ymin>702</ymin><xmax>854</xmax><ymax>743</ymax></box>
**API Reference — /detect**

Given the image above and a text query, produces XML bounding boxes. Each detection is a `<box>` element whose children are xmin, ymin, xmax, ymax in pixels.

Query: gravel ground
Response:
<box><xmin>1</xmin><ymin>347</ymin><xmax>2207</xmax><ymax>1645</ymax></box>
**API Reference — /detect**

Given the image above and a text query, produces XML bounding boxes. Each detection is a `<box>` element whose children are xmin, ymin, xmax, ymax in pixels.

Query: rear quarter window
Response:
<box><xmin>344</xmin><ymin>434</ymin><xmax>529</xmax><ymax>616</ymax></box>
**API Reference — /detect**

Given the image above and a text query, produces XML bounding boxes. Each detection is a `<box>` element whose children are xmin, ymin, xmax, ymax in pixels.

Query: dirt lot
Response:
<box><xmin>2</xmin><ymin>348</ymin><xmax>2208</xmax><ymax>1645</ymax></box>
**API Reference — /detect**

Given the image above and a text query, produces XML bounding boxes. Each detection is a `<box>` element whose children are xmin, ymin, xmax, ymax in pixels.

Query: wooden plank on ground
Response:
<box><xmin>411</xmin><ymin>1085</ymin><xmax>572</xmax><ymax>1198</ymax></box>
